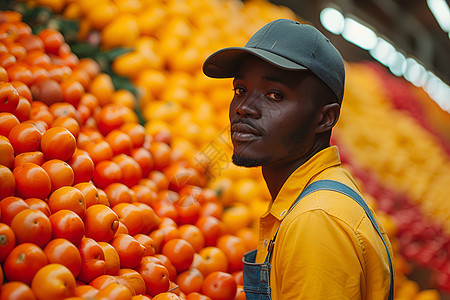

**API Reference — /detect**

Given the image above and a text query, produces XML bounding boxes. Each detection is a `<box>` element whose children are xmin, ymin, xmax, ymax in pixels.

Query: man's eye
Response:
<box><xmin>233</xmin><ymin>87</ymin><xmax>246</xmax><ymax>95</ymax></box>
<box><xmin>266</xmin><ymin>92</ymin><xmax>283</xmax><ymax>101</ymax></box>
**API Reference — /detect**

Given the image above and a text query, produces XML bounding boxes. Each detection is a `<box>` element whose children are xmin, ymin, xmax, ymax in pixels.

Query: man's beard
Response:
<box><xmin>231</xmin><ymin>153</ymin><xmax>270</xmax><ymax>167</ymax></box>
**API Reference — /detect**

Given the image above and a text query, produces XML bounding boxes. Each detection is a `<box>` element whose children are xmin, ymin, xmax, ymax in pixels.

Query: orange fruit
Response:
<box><xmin>112</xmin><ymin>153</ymin><xmax>142</xmax><ymax>188</ymax></box>
<box><xmin>0</xmin><ymin>165</ymin><xmax>14</xmax><ymax>200</ymax></box>
<box><xmin>131</xmin><ymin>184</ymin><xmax>158</xmax><ymax>207</ymax></box>
<box><xmin>68</xmin><ymin>149</ymin><xmax>95</xmax><ymax>184</ymax></box>
<box><xmin>8</xmin><ymin>122</ymin><xmax>42</xmax><ymax>155</ymax></box>
<box><xmin>75</xmin><ymin>284</ymin><xmax>99</xmax><ymax>298</ymax></box>
<box><xmin>13</xmin><ymin>151</ymin><xmax>45</xmax><ymax>168</ymax></box>
<box><xmin>120</xmin><ymin>123</ymin><xmax>145</xmax><ymax>148</ymax></box>
<box><xmin>13</xmin><ymin>162</ymin><xmax>51</xmax><ymax>199</ymax></box>
<box><xmin>48</xmin><ymin>186</ymin><xmax>86</xmax><ymax>219</ymax></box>
<box><xmin>133</xmin><ymin>234</ymin><xmax>156</xmax><ymax>257</ymax></box>
<box><xmin>4</xmin><ymin>243</ymin><xmax>48</xmax><ymax>285</ymax></box>
<box><xmin>131</xmin><ymin>147</ymin><xmax>154</xmax><ymax>178</ymax></box>
<box><xmin>84</xmin><ymin>140</ymin><xmax>114</xmax><ymax>164</ymax></box>
<box><xmin>74</xmin><ymin>182</ymin><xmax>99</xmax><ymax>208</ymax></box>
<box><xmin>42</xmin><ymin>159</ymin><xmax>75</xmax><ymax>192</ymax></box>
<box><xmin>110</xmin><ymin>234</ymin><xmax>145</xmax><ymax>269</ymax></box>
<box><xmin>104</xmin><ymin>183</ymin><xmax>134</xmax><ymax>207</ymax></box>
<box><xmin>0</xmin><ymin>223</ymin><xmax>15</xmax><ymax>263</ymax></box>
<box><xmin>31</xmin><ymin>263</ymin><xmax>76</xmax><ymax>300</ymax></box>
<box><xmin>178</xmin><ymin>224</ymin><xmax>205</xmax><ymax>253</ymax></box>
<box><xmin>0</xmin><ymin>196</ymin><xmax>29</xmax><ymax>225</ymax></box>
<box><xmin>11</xmin><ymin>208</ymin><xmax>52</xmax><ymax>248</ymax></box>
<box><xmin>24</xmin><ymin>197</ymin><xmax>51</xmax><ymax>216</ymax></box>
<box><xmin>113</xmin><ymin>203</ymin><xmax>144</xmax><ymax>236</ymax></box>
<box><xmin>195</xmin><ymin>216</ymin><xmax>226</xmax><ymax>247</ymax></box>
<box><xmin>118</xmin><ymin>268</ymin><xmax>146</xmax><ymax>296</ymax></box>
<box><xmin>0</xmin><ymin>136</ymin><xmax>14</xmax><ymax>169</ymax></box>
<box><xmin>49</xmin><ymin>209</ymin><xmax>85</xmax><ymax>245</ymax></box>
<box><xmin>133</xmin><ymin>202</ymin><xmax>161</xmax><ymax>235</ymax></box>
<box><xmin>161</xmin><ymin>238</ymin><xmax>195</xmax><ymax>273</ymax></box>
<box><xmin>136</xmin><ymin>259</ymin><xmax>170</xmax><ymax>297</ymax></box>
<box><xmin>185</xmin><ymin>292</ymin><xmax>212</xmax><ymax>300</ymax></box>
<box><xmin>30</xmin><ymin>78</ymin><xmax>63</xmax><ymax>106</ymax></box>
<box><xmin>41</xmin><ymin>127</ymin><xmax>76</xmax><ymax>161</ymax></box>
<box><xmin>202</xmin><ymin>271</ymin><xmax>237</xmax><ymax>300</ymax></box>
<box><xmin>97</xmin><ymin>242</ymin><xmax>120</xmax><ymax>277</ymax></box>
<box><xmin>216</xmin><ymin>235</ymin><xmax>246</xmax><ymax>273</ymax></box>
<box><xmin>105</xmin><ymin>130</ymin><xmax>134</xmax><ymax>156</ymax></box>
<box><xmin>44</xmin><ymin>238</ymin><xmax>82</xmax><ymax>278</ymax></box>
<box><xmin>77</xmin><ymin>237</ymin><xmax>107</xmax><ymax>283</ymax></box>
<box><xmin>88</xmin><ymin>73</ymin><xmax>114</xmax><ymax>107</ymax></box>
<box><xmin>84</xmin><ymin>204</ymin><xmax>119</xmax><ymax>242</ymax></box>
<box><xmin>0</xmin><ymin>281</ymin><xmax>36</xmax><ymax>299</ymax></box>
<box><xmin>152</xmin><ymin>292</ymin><xmax>182</xmax><ymax>300</ymax></box>
<box><xmin>93</xmin><ymin>160</ymin><xmax>123</xmax><ymax>189</ymax></box>
<box><xmin>0</xmin><ymin>112</ymin><xmax>20</xmax><ymax>137</ymax></box>
<box><xmin>177</xmin><ymin>268</ymin><xmax>204</xmax><ymax>295</ymax></box>
<box><xmin>13</xmin><ymin>96</ymin><xmax>31</xmax><ymax>122</ymax></box>
<box><xmin>52</xmin><ymin>116</ymin><xmax>80</xmax><ymax>139</ymax></box>
<box><xmin>198</xmin><ymin>247</ymin><xmax>228</xmax><ymax>276</ymax></box>
<box><xmin>95</xmin><ymin>281</ymin><xmax>133</xmax><ymax>300</ymax></box>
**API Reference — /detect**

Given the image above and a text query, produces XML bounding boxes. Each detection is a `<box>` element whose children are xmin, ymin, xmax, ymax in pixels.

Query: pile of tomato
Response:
<box><xmin>0</xmin><ymin>10</ymin><xmax>254</xmax><ymax>300</ymax></box>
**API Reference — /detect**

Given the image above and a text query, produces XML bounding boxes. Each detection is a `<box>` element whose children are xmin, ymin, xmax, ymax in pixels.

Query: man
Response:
<box><xmin>203</xmin><ymin>19</ymin><xmax>394</xmax><ymax>299</ymax></box>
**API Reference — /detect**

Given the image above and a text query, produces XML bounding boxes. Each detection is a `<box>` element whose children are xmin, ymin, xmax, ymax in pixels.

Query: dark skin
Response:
<box><xmin>229</xmin><ymin>56</ymin><xmax>341</xmax><ymax>199</ymax></box>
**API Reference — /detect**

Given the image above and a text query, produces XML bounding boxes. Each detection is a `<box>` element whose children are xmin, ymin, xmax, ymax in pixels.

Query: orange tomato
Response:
<box><xmin>30</xmin><ymin>78</ymin><xmax>63</xmax><ymax>106</ymax></box>
<box><xmin>42</xmin><ymin>159</ymin><xmax>75</xmax><ymax>192</ymax></box>
<box><xmin>49</xmin><ymin>209</ymin><xmax>85</xmax><ymax>245</ymax></box>
<box><xmin>44</xmin><ymin>238</ymin><xmax>82</xmax><ymax>278</ymax></box>
<box><xmin>10</xmin><ymin>208</ymin><xmax>52</xmax><ymax>248</ymax></box>
<box><xmin>112</xmin><ymin>153</ymin><xmax>143</xmax><ymax>188</ymax></box>
<box><xmin>198</xmin><ymin>247</ymin><xmax>228</xmax><ymax>276</ymax></box>
<box><xmin>24</xmin><ymin>197</ymin><xmax>51</xmax><ymax>216</ymax></box>
<box><xmin>41</xmin><ymin>127</ymin><xmax>76</xmax><ymax>161</ymax></box>
<box><xmin>0</xmin><ymin>135</ymin><xmax>14</xmax><ymax>169</ymax></box>
<box><xmin>106</xmin><ymin>130</ymin><xmax>134</xmax><ymax>156</ymax></box>
<box><xmin>175</xmin><ymin>195</ymin><xmax>201</xmax><ymax>225</ymax></box>
<box><xmin>13</xmin><ymin>151</ymin><xmax>45</xmax><ymax>168</ymax></box>
<box><xmin>131</xmin><ymin>184</ymin><xmax>158</xmax><ymax>207</ymax></box>
<box><xmin>13</xmin><ymin>162</ymin><xmax>51</xmax><ymax>199</ymax></box>
<box><xmin>88</xmin><ymin>73</ymin><xmax>114</xmax><ymax>107</ymax></box>
<box><xmin>199</xmin><ymin>201</ymin><xmax>223</xmax><ymax>220</ymax></box>
<box><xmin>0</xmin><ymin>196</ymin><xmax>29</xmax><ymax>225</ymax></box>
<box><xmin>113</xmin><ymin>203</ymin><xmax>144</xmax><ymax>236</ymax></box>
<box><xmin>120</xmin><ymin>123</ymin><xmax>146</xmax><ymax>148</ymax></box>
<box><xmin>133</xmin><ymin>234</ymin><xmax>156</xmax><ymax>256</ymax></box>
<box><xmin>0</xmin><ymin>281</ymin><xmax>36</xmax><ymax>300</ymax></box>
<box><xmin>77</xmin><ymin>237</ymin><xmax>107</xmax><ymax>283</ymax></box>
<box><xmin>89</xmin><ymin>274</ymin><xmax>134</xmax><ymax>294</ymax></box>
<box><xmin>0</xmin><ymin>112</ymin><xmax>20</xmax><ymax>136</ymax></box>
<box><xmin>185</xmin><ymin>292</ymin><xmax>212</xmax><ymax>300</ymax></box>
<box><xmin>0</xmin><ymin>223</ymin><xmax>15</xmax><ymax>263</ymax></box>
<box><xmin>52</xmin><ymin>116</ymin><xmax>80</xmax><ymax>139</ymax></box>
<box><xmin>110</xmin><ymin>234</ymin><xmax>145</xmax><ymax>269</ymax></box>
<box><xmin>115</xmin><ymin>221</ymin><xmax>129</xmax><ymax>236</ymax></box>
<box><xmin>0</xmin><ymin>165</ymin><xmax>14</xmax><ymax>200</ymax></box>
<box><xmin>136</xmin><ymin>259</ymin><xmax>170</xmax><ymax>297</ymax></box>
<box><xmin>152</xmin><ymin>292</ymin><xmax>182</xmax><ymax>300</ymax></box>
<box><xmin>13</xmin><ymin>96</ymin><xmax>31</xmax><ymax>122</ymax></box>
<box><xmin>202</xmin><ymin>271</ymin><xmax>237</xmax><ymax>300</ymax></box>
<box><xmin>31</xmin><ymin>263</ymin><xmax>76</xmax><ymax>300</ymax></box>
<box><xmin>131</xmin><ymin>147</ymin><xmax>154</xmax><ymax>178</ymax></box>
<box><xmin>74</xmin><ymin>182</ymin><xmax>99</xmax><ymax>208</ymax></box>
<box><xmin>236</xmin><ymin>228</ymin><xmax>258</xmax><ymax>252</ymax></box>
<box><xmin>75</xmin><ymin>284</ymin><xmax>99</xmax><ymax>298</ymax></box>
<box><xmin>68</xmin><ymin>149</ymin><xmax>95</xmax><ymax>184</ymax></box>
<box><xmin>216</xmin><ymin>235</ymin><xmax>246</xmax><ymax>273</ymax></box>
<box><xmin>60</xmin><ymin>78</ymin><xmax>84</xmax><ymax>107</ymax></box>
<box><xmin>153</xmin><ymin>200</ymin><xmax>179</xmax><ymax>223</ymax></box>
<box><xmin>8</xmin><ymin>122</ymin><xmax>42</xmax><ymax>154</ymax></box>
<box><xmin>178</xmin><ymin>224</ymin><xmax>205</xmax><ymax>253</ymax></box>
<box><xmin>232</xmin><ymin>271</ymin><xmax>244</xmax><ymax>286</ymax></box>
<box><xmin>133</xmin><ymin>202</ymin><xmax>161</xmax><ymax>235</ymax></box>
<box><xmin>177</xmin><ymin>268</ymin><xmax>204</xmax><ymax>295</ymax></box>
<box><xmin>4</xmin><ymin>243</ymin><xmax>48</xmax><ymax>285</ymax></box>
<box><xmin>95</xmin><ymin>281</ymin><xmax>134</xmax><ymax>300</ymax></box>
<box><xmin>104</xmin><ymin>183</ymin><xmax>134</xmax><ymax>207</ymax></box>
<box><xmin>195</xmin><ymin>216</ymin><xmax>226</xmax><ymax>247</ymax></box>
<box><xmin>96</xmin><ymin>104</ymin><xmax>137</xmax><ymax>135</ymax></box>
<box><xmin>93</xmin><ymin>160</ymin><xmax>123</xmax><ymax>189</ymax></box>
<box><xmin>148</xmin><ymin>170</ymin><xmax>169</xmax><ymax>191</ymax></box>
<box><xmin>118</xmin><ymin>268</ymin><xmax>147</xmax><ymax>296</ymax></box>
<box><xmin>48</xmin><ymin>186</ymin><xmax>86</xmax><ymax>218</ymax></box>
<box><xmin>38</xmin><ymin>28</ymin><xmax>65</xmax><ymax>55</ymax></box>
<box><xmin>148</xmin><ymin>141</ymin><xmax>171</xmax><ymax>171</ymax></box>
<box><xmin>98</xmin><ymin>242</ymin><xmax>121</xmax><ymax>276</ymax></box>
<box><xmin>84</xmin><ymin>140</ymin><xmax>114</xmax><ymax>164</ymax></box>
<box><xmin>9</xmin><ymin>80</ymin><xmax>32</xmax><ymax>102</ymax></box>
<box><xmin>191</xmin><ymin>253</ymin><xmax>208</xmax><ymax>278</ymax></box>
<box><xmin>84</xmin><ymin>204</ymin><xmax>119</xmax><ymax>243</ymax></box>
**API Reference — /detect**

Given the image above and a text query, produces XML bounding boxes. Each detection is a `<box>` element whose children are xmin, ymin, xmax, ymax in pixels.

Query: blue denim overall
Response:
<box><xmin>242</xmin><ymin>180</ymin><xmax>394</xmax><ymax>300</ymax></box>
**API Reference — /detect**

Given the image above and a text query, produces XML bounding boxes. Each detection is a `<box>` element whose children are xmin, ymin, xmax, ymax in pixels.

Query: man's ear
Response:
<box><xmin>316</xmin><ymin>103</ymin><xmax>341</xmax><ymax>133</ymax></box>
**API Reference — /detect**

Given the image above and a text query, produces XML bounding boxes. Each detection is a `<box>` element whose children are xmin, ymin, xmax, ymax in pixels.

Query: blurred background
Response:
<box><xmin>1</xmin><ymin>0</ymin><xmax>450</xmax><ymax>299</ymax></box>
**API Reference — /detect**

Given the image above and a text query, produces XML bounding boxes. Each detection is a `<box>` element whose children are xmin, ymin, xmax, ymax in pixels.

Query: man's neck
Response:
<box><xmin>261</xmin><ymin>142</ymin><xmax>330</xmax><ymax>200</ymax></box>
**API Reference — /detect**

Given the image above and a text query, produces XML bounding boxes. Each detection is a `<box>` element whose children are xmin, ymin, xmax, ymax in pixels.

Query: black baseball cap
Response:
<box><xmin>203</xmin><ymin>19</ymin><xmax>345</xmax><ymax>102</ymax></box>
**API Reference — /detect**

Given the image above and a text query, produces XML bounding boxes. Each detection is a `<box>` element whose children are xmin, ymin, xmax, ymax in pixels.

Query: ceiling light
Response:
<box><xmin>369</xmin><ymin>38</ymin><xmax>396</xmax><ymax>66</ymax></box>
<box><xmin>320</xmin><ymin>7</ymin><xmax>345</xmax><ymax>35</ymax></box>
<box><xmin>427</xmin><ymin>0</ymin><xmax>450</xmax><ymax>33</ymax></box>
<box><xmin>342</xmin><ymin>18</ymin><xmax>378</xmax><ymax>50</ymax></box>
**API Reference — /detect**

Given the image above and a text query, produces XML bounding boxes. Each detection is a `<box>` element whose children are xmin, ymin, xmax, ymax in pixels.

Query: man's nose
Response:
<box><xmin>235</xmin><ymin>95</ymin><xmax>261</xmax><ymax>118</ymax></box>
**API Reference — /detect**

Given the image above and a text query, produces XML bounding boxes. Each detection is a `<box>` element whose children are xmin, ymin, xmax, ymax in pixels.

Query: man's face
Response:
<box><xmin>229</xmin><ymin>56</ymin><xmax>321</xmax><ymax>168</ymax></box>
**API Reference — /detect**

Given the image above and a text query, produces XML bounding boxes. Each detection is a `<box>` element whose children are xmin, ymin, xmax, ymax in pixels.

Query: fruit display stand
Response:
<box><xmin>0</xmin><ymin>0</ymin><xmax>449</xmax><ymax>299</ymax></box>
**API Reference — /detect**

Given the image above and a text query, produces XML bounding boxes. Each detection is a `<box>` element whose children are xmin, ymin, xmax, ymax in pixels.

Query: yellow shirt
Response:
<box><xmin>255</xmin><ymin>146</ymin><xmax>393</xmax><ymax>299</ymax></box>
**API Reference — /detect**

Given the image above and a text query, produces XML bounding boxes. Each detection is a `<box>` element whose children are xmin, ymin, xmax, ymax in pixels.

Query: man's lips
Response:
<box><xmin>231</xmin><ymin>121</ymin><xmax>263</xmax><ymax>142</ymax></box>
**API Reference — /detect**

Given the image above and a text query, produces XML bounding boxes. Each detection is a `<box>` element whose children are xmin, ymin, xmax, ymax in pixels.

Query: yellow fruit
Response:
<box><xmin>101</xmin><ymin>14</ymin><xmax>140</xmax><ymax>49</ymax></box>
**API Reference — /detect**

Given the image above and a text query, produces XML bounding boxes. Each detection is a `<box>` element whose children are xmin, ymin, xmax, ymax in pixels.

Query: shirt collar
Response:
<box><xmin>265</xmin><ymin>146</ymin><xmax>341</xmax><ymax>220</ymax></box>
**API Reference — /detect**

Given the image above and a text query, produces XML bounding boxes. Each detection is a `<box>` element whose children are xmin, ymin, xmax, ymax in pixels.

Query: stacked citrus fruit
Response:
<box><xmin>0</xmin><ymin>10</ymin><xmax>259</xmax><ymax>299</ymax></box>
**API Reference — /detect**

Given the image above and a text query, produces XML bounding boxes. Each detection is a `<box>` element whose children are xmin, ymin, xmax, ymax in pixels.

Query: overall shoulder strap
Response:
<box><xmin>267</xmin><ymin>180</ymin><xmax>394</xmax><ymax>300</ymax></box>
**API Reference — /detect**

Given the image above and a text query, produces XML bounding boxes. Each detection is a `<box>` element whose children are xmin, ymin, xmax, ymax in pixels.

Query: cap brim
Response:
<box><xmin>203</xmin><ymin>47</ymin><xmax>308</xmax><ymax>78</ymax></box>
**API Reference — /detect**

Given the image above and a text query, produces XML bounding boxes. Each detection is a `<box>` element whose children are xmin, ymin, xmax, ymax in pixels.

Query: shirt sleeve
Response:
<box><xmin>271</xmin><ymin>209</ymin><xmax>366</xmax><ymax>300</ymax></box>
